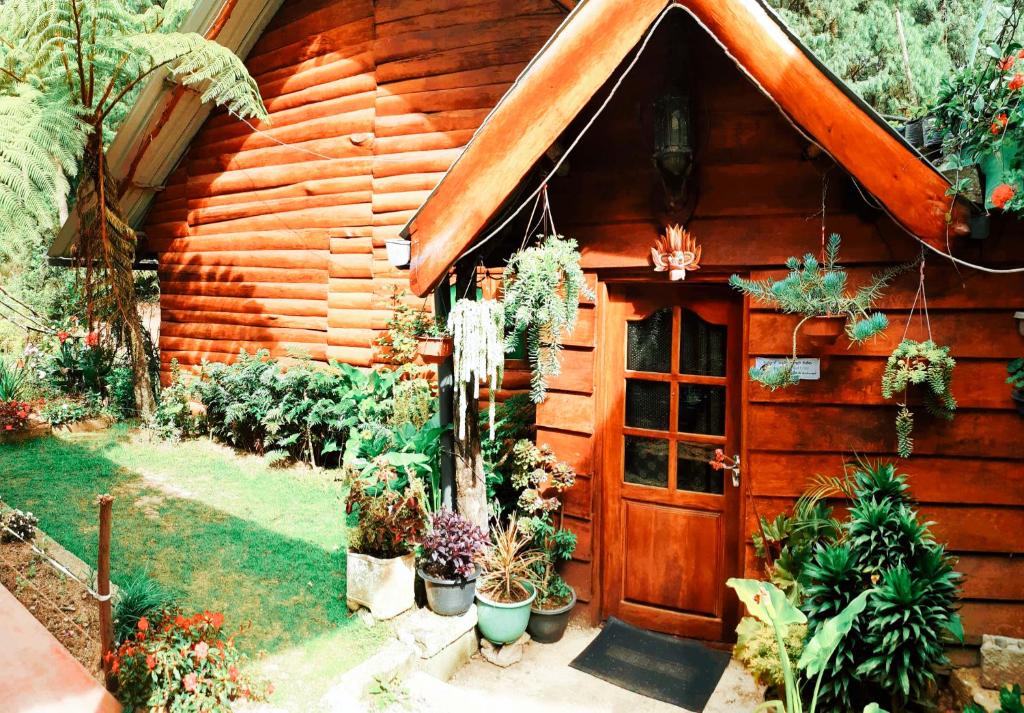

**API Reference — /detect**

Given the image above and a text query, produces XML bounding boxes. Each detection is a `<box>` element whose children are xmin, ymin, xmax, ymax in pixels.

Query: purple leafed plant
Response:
<box><xmin>420</xmin><ymin>509</ymin><xmax>487</xmax><ymax>582</ymax></box>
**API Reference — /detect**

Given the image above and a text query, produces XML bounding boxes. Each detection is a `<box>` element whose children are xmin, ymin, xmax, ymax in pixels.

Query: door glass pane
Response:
<box><xmin>624</xmin><ymin>436</ymin><xmax>669</xmax><ymax>488</ymax></box>
<box><xmin>680</xmin><ymin>309</ymin><xmax>727</xmax><ymax>376</ymax></box>
<box><xmin>625</xmin><ymin>379</ymin><xmax>670</xmax><ymax>431</ymax></box>
<box><xmin>678</xmin><ymin>384</ymin><xmax>726</xmax><ymax>436</ymax></box>
<box><xmin>627</xmin><ymin>308</ymin><xmax>672</xmax><ymax>373</ymax></box>
<box><xmin>677</xmin><ymin>442</ymin><xmax>723</xmax><ymax>494</ymax></box>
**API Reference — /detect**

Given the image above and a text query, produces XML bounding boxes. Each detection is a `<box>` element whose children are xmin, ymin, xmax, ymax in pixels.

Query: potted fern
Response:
<box><xmin>881</xmin><ymin>339</ymin><xmax>957</xmax><ymax>458</ymax></box>
<box><xmin>475</xmin><ymin>516</ymin><xmax>543</xmax><ymax>645</ymax></box>
<box><xmin>730</xmin><ymin>234</ymin><xmax>901</xmax><ymax>389</ymax></box>
<box><xmin>503</xmin><ymin>236</ymin><xmax>595</xmax><ymax>402</ymax></box>
<box><xmin>344</xmin><ymin>464</ymin><xmax>427</xmax><ymax>619</ymax></box>
<box><xmin>1009</xmin><ymin>358</ymin><xmax>1024</xmax><ymax>416</ymax></box>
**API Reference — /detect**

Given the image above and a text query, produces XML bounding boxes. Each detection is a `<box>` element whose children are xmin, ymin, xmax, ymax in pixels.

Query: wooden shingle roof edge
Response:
<box><xmin>402</xmin><ymin>0</ymin><xmax>972</xmax><ymax>297</ymax></box>
<box><xmin>47</xmin><ymin>0</ymin><xmax>284</xmax><ymax>259</ymax></box>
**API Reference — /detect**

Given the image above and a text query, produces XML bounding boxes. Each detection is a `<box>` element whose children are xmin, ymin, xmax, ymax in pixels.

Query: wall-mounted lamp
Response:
<box><xmin>653</xmin><ymin>88</ymin><xmax>694</xmax><ymax>212</ymax></box>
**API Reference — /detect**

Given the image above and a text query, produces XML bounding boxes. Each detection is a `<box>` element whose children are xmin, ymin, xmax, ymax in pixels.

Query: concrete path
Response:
<box><xmin>413</xmin><ymin>625</ymin><xmax>762</xmax><ymax>713</ymax></box>
<box><xmin>0</xmin><ymin>584</ymin><xmax>121</xmax><ymax>713</ymax></box>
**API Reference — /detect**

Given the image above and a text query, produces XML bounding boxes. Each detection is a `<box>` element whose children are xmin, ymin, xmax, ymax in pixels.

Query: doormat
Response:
<box><xmin>569</xmin><ymin>617</ymin><xmax>731</xmax><ymax>711</ymax></box>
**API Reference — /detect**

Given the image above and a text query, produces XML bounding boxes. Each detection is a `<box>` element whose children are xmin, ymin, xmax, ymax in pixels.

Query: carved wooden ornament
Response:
<box><xmin>651</xmin><ymin>224</ymin><xmax>702</xmax><ymax>281</ymax></box>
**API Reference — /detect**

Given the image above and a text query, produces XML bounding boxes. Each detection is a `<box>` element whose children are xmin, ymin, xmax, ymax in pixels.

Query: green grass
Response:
<box><xmin>0</xmin><ymin>425</ymin><xmax>389</xmax><ymax>710</ymax></box>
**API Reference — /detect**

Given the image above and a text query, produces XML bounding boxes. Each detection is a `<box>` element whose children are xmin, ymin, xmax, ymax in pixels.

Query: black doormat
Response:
<box><xmin>569</xmin><ymin>617</ymin><xmax>731</xmax><ymax>711</ymax></box>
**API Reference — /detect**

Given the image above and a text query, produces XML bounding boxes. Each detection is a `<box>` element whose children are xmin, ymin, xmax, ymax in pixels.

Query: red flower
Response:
<box><xmin>85</xmin><ymin>331</ymin><xmax>99</xmax><ymax>347</ymax></box>
<box><xmin>5</xmin><ymin>425</ymin><xmax>12</xmax><ymax>431</ymax></box>
<box><xmin>992</xmin><ymin>183</ymin><xmax>1016</xmax><ymax>209</ymax></box>
<box><xmin>1009</xmin><ymin>73</ymin><xmax>1024</xmax><ymax>90</ymax></box>
<box><xmin>228</xmin><ymin>665</ymin><xmax>240</xmax><ymax>682</ymax></box>
<box><xmin>137</xmin><ymin>616</ymin><xmax>149</xmax><ymax>632</ymax></box>
<box><xmin>146</xmin><ymin>654</ymin><xmax>156</xmax><ymax>671</ymax></box>
<box><xmin>57</xmin><ymin>330</ymin><xmax>70</xmax><ymax>344</ymax></box>
<box><xmin>1017</xmin><ymin>49</ymin><xmax>1024</xmax><ymax>59</ymax></box>
<box><xmin>1000</xmin><ymin>56</ymin><xmax>1016</xmax><ymax>71</ymax></box>
<box><xmin>210</xmin><ymin>612</ymin><xmax>224</xmax><ymax>629</ymax></box>
<box><xmin>183</xmin><ymin>672</ymin><xmax>198</xmax><ymax>693</ymax></box>
<box><xmin>110</xmin><ymin>658</ymin><xmax>121</xmax><ymax>674</ymax></box>
<box><xmin>991</xmin><ymin>113</ymin><xmax>1009</xmax><ymax>134</ymax></box>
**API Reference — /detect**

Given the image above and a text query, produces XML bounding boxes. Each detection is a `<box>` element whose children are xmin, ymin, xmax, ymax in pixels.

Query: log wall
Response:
<box><xmin>534</xmin><ymin>21</ymin><xmax>1024</xmax><ymax>639</ymax></box>
<box><xmin>143</xmin><ymin>0</ymin><xmax>565</xmax><ymax>379</ymax></box>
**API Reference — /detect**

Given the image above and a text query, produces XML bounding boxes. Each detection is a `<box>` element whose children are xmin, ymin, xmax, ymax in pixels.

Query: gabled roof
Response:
<box><xmin>402</xmin><ymin>0</ymin><xmax>971</xmax><ymax>296</ymax></box>
<box><xmin>48</xmin><ymin>0</ymin><xmax>283</xmax><ymax>259</ymax></box>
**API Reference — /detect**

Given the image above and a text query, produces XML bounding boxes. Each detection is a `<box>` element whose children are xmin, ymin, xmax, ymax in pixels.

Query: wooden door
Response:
<box><xmin>600</xmin><ymin>283</ymin><xmax>742</xmax><ymax>641</ymax></box>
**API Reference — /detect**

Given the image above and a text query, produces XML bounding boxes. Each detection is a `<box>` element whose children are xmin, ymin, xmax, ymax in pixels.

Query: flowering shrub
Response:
<box><xmin>110</xmin><ymin>610</ymin><xmax>271</xmax><ymax>713</ymax></box>
<box><xmin>1</xmin><ymin>507</ymin><xmax>39</xmax><ymax>543</ymax></box>
<box><xmin>0</xmin><ymin>400</ymin><xmax>33</xmax><ymax>432</ymax></box>
<box><xmin>345</xmin><ymin>464</ymin><xmax>427</xmax><ymax>559</ymax></box>
<box><xmin>39</xmin><ymin>394</ymin><xmax>100</xmax><ymax>427</ymax></box>
<box><xmin>419</xmin><ymin>509</ymin><xmax>487</xmax><ymax>581</ymax></box>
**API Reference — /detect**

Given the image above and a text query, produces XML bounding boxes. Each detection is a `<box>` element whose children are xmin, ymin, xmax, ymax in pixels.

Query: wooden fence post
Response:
<box><xmin>97</xmin><ymin>494</ymin><xmax>116</xmax><ymax>692</ymax></box>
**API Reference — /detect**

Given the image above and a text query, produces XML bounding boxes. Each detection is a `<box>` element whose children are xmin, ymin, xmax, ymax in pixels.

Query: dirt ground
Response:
<box><xmin>0</xmin><ymin>541</ymin><xmax>102</xmax><ymax>678</ymax></box>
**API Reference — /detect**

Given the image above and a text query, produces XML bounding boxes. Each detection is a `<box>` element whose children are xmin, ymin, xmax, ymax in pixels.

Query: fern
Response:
<box><xmin>881</xmin><ymin>339</ymin><xmax>957</xmax><ymax>458</ymax></box>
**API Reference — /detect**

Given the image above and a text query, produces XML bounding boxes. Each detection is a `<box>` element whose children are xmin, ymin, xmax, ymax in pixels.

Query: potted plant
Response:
<box><xmin>415</xmin><ymin>320</ymin><xmax>452</xmax><ymax>365</ymax></box>
<box><xmin>881</xmin><ymin>339</ymin><xmax>957</xmax><ymax>458</ymax></box>
<box><xmin>418</xmin><ymin>509</ymin><xmax>487</xmax><ymax>616</ymax></box>
<box><xmin>510</xmin><ymin>440</ymin><xmax>579</xmax><ymax>644</ymax></box>
<box><xmin>344</xmin><ymin>462</ymin><xmax>427</xmax><ymax>619</ymax></box>
<box><xmin>730</xmin><ymin>234</ymin><xmax>903</xmax><ymax>389</ymax></box>
<box><xmin>502</xmin><ymin>235</ymin><xmax>595</xmax><ymax>403</ymax></box>
<box><xmin>475</xmin><ymin>516</ymin><xmax>543</xmax><ymax>645</ymax></box>
<box><xmin>1007</xmin><ymin>357</ymin><xmax>1024</xmax><ymax>416</ymax></box>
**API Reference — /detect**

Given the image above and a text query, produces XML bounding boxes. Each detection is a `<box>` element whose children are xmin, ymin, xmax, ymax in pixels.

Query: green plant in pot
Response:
<box><xmin>511</xmin><ymin>440</ymin><xmax>579</xmax><ymax>643</ymax></box>
<box><xmin>729</xmin><ymin>234</ymin><xmax>901</xmax><ymax>389</ymax></box>
<box><xmin>880</xmin><ymin>339</ymin><xmax>956</xmax><ymax>458</ymax></box>
<box><xmin>418</xmin><ymin>509</ymin><xmax>488</xmax><ymax>616</ymax></box>
<box><xmin>475</xmin><ymin>516</ymin><xmax>543</xmax><ymax>645</ymax></box>
<box><xmin>1008</xmin><ymin>357</ymin><xmax>1024</xmax><ymax>416</ymax></box>
<box><xmin>344</xmin><ymin>463</ymin><xmax>427</xmax><ymax>620</ymax></box>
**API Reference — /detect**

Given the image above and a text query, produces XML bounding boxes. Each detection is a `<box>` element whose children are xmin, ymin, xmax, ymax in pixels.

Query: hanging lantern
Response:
<box><xmin>653</xmin><ymin>89</ymin><xmax>694</xmax><ymax>210</ymax></box>
<box><xmin>651</xmin><ymin>224</ymin><xmax>701</xmax><ymax>281</ymax></box>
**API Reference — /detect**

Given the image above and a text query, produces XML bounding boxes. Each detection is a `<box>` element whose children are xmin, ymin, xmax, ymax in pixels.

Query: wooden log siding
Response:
<box><xmin>523</xmin><ymin>24</ymin><xmax>1024</xmax><ymax>636</ymax></box>
<box><xmin>142</xmin><ymin>0</ymin><xmax>564</xmax><ymax>379</ymax></box>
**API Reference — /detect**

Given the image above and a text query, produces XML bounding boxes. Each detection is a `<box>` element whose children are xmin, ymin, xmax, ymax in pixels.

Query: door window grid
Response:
<box><xmin>622</xmin><ymin>307</ymin><xmax>727</xmax><ymax>495</ymax></box>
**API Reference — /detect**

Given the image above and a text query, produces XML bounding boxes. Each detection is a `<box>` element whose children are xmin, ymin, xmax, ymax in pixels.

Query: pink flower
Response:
<box><xmin>228</xmin><ymin>665</ymin><xmax>240</xmax><ymax>682</ymax></box>
<box><xmin>183</xmin><ymin>672</ymin><xmax>198</xmax><ymax>692</ymax></box>
<box><xmin>146</xmin><ymin>654</ymin><xmax>156</xmax><ymax>671</ymax></box>
<box><xmin>194</xmin><ymin>641</ymin><xmax>209</xmax><ymax>660</ymax></box>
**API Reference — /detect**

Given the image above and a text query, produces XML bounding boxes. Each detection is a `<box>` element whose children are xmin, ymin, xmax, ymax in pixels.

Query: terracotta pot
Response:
<box><xmin>346</xmin><ymin>551</ymin><xmax>415</xmax><ymax>620</ymax></box>
<box><xmin>803</xmin><ymin>315</ymin><xmax>847</xmax><ymax>347</ymax></box>
<box><xmin>416</xmin><ymin>336</ymin><xmax>453</xmax><ymax>364</ymax></box>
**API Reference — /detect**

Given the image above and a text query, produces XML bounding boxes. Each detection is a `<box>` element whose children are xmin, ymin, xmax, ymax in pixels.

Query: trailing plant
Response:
<box><xmin>448</xmin><ymin>298</ymin><xmax>504</xmax><ymax>440</ymax></box>
<box><xmin>965</xmin><ymin>684</ymin><xmax>1024</xmax><ymax>713</ymax></box>
<box><xmin>0</xmin><ymin>399</ymin><xmax>34</xmax><ymax>432</ymax></box>
<box><xmin>801</xmin><ymin>462</ymin><xmax>962</xmax><ymax>713</ymax></box>
<box><xmin>727</xmin><ymin>578</ymin><xmax>880</xmax><ymax>713</ymax></box>
<box><xmin>502</xmin><ymin>235</ymin><xmax>595</xmax><ymax>403</ymax></box>
<box><xmin>880</xmin><ymin>339</ymin><xmax>957</xmax><ymax>458</ymax></box>
<box><xmin>376</xmin><ymin>288</ymin><xmax>439</xmax><ymax>365</ymax></box>
<box><xmin>418</xmin><ymin>509</ymin><xmax>488</xmax><ymax>582</ymax></box>
<box><xmin>730</xmin><ymin>235</ymin><xmax>900</xmax><ymax>389</ymax></box>
<box><xmin>476</xmin><ymin>516</ymin><xmax>544</xmax><ymax>604</ymax></box>
<box><xmin>1</xmin><ymin>507</ymin><xmax>39</xmax><ymax>543</ymax></box>
<box><xmin>113</xmin><ymin>572</ymin><xmax>177</xmax><ymax>645</ymax></box>
<box><xmin>345</xmin><ymin>464</ymin><xmax>427</xmax><ymax>559</ymax></box>
<box><xmin>109</xmin><ymin>609</ymin><xmax>271</xmax><ymax>713</ymax></box>
<box><xmin>1008</xmin><ymin>357</ymin><xmax>1024</xmax><ymax>391</ymax></box>
<box><xmin>510</xmin><ymin>440</ymin><xmax>577</xmax><ymax>609</ymax></box>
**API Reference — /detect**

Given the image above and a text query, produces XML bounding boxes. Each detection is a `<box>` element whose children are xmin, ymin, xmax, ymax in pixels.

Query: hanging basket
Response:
<box><xmin>416</xmin><ymin>336</ymin><xmax>453</xmax><ymax>364</ymax></box>
<box><xmin>803</xmin><ymin>315</ymin><xmax>847</xmax><ymax>347</ymax></box>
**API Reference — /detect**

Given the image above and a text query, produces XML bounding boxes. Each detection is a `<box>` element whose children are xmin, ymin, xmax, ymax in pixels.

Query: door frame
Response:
<box><xmin>593</xmin><ymin>274</ymin><xmax>749</xmax><ymax>642</ymax></box>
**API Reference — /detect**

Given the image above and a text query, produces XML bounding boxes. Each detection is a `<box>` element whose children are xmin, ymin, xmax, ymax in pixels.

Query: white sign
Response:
<box><xmin>754</xmin><ymin>357</ymin><xmax>821</xmax><ymax>381</ymax></box>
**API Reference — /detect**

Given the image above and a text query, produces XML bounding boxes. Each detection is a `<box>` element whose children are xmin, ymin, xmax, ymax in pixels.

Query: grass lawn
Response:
<box><xmin>0</xmin><ymin>425</ymin><xmax>389</xmax><ymax>710</ymax></box>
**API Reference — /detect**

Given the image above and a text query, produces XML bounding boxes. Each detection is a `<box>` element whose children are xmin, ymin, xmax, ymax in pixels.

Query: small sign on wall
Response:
<box><xmin>754</xmin><ymin>357</ymin><xmax>821</xmax><ymax>381</ymax></box>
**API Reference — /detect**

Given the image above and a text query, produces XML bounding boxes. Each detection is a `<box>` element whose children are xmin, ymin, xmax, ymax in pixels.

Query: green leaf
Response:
<box><xmin>726</xmin><ymin>578</ymin><xmax>806</xmax><ymax>630</ymax></box>
<box><xmin>798</xmin><ymin>589</ymin><xmax>871</xmax><ymax>676</ymax></box>
<box><xmin>945</xmin><ymin>613</ymin><xmax>964</xmax><ymax>643</ymax></box>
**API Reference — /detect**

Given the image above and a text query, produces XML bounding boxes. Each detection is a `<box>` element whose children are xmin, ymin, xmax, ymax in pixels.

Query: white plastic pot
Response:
<box><xmin>385</xmin><ymin>238</ymin><xmax>411</xmax><ymax>269</ymax></box>
<box><xmin>346</xmin><ymin>551</ymin><xmax>416</xmax><ymax>620</ymax></box>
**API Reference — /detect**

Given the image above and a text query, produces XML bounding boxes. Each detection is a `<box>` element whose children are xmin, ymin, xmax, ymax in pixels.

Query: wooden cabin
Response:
<box><xmin>48</xmin><ymin>0</ymin><xmax>1023</xmax><ymax>643</ymax></box>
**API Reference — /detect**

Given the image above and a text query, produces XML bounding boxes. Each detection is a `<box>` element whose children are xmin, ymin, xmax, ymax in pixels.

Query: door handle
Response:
<box><xmin>709</xmin><ymin>450</ymin><xmax>740</xmax><ymax>487</ymax></box>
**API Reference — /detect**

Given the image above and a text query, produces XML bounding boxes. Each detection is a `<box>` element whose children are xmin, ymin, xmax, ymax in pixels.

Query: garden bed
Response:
<box><xmin>0</xmin><ymin>540</ymin><xmax>102</xmax><ymax>678</ymax></box>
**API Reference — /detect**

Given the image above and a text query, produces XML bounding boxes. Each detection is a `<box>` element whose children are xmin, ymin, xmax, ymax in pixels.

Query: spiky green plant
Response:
<box><xmin>0</xmin><ymin>0</ymin><xmax>267</xmax><ymax>415</ymax></box>
<box><xmin>502</xmin><ymin>235</ymin><xmax>595</xmax><ymax>402</ymax></box>
<box><xmin>112</xmin><ymin>571</ymin><xmax>177</xmax><ymax>645</ymax></box>
<box><xmin>731</xmin><ymin>234</ymin><xmax>902</xmax><ymax>390</ymax></box>
<box><xmin>880</xmin><ymin>339</ymin><xmax>957</xmax><ymax>458</ymax></box>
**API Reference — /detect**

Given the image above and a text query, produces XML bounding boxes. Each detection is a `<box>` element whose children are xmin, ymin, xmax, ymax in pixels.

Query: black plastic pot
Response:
<box><xmin>419</xmin><ymin>567</ymin><xmax>478</xmax><ymax>616</ymax></box>
<box><xmin>527</xmin><ymin>588</ymin><xmax>577</xmax><ymax>644</ymax></box>
<box><xmin>1012</xmin><ymin>389</ymin><xmax>1024</xmax><ymax>417</ymax></box>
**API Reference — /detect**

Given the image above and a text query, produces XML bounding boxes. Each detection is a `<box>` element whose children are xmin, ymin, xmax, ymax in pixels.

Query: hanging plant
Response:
<box><xmin>881</xmin><ymin>339</ymin><xmax>957</xmax><ymax>458</ymax></box>
<box><xmin>730</xmin><ymin>234</ymin><xmax>903</xmax><ymax>390</ymax></box>
<box><xmin>448</xmin><ymin>298</ymin><xmax>505</xmax><ymax>441</ymax></box>
<box><xmin>503</xmin><ymin>235</ymin><xmax>595</xmax><ymax>403</ymax></box>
